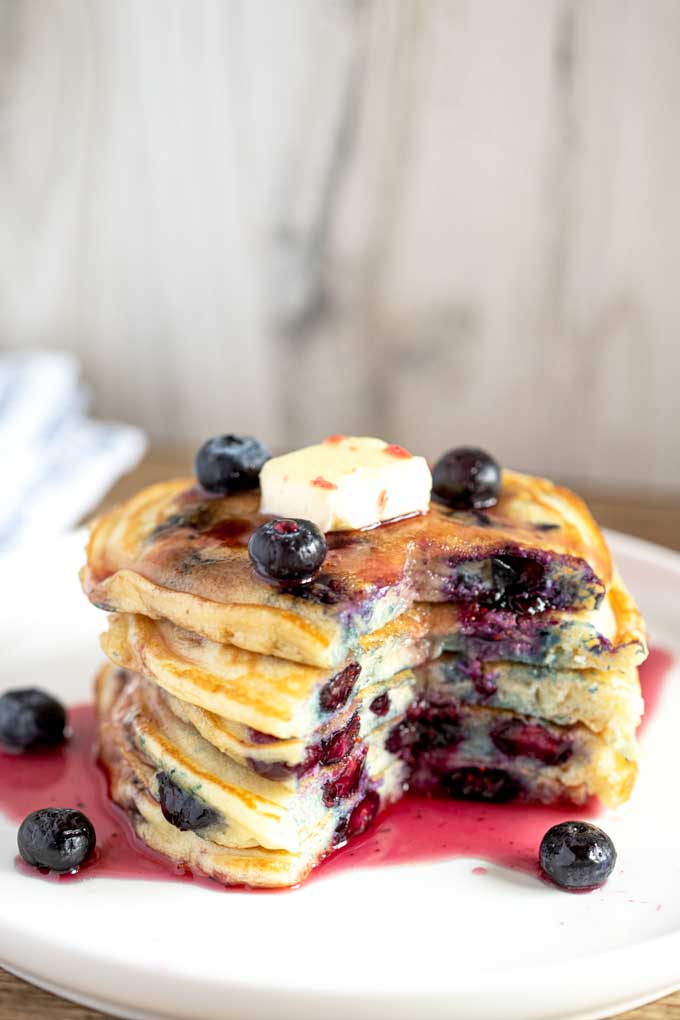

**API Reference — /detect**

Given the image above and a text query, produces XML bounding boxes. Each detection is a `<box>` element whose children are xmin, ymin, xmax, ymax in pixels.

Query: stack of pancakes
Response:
<box><xmin>83</xmin><ymin>470</ymin><xmax>647</xmax><ymax>887</ymax></box>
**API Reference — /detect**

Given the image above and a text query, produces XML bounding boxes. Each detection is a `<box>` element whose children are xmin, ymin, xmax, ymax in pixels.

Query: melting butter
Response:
<box><xmin>259</xmin><ymin>436</ymin><xmax>432</xmax><ymax>532</ymax></box>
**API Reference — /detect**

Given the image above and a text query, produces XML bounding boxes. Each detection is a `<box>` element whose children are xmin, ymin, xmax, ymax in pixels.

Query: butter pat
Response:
<box><xmin>259</xmin><ymin>436</ymin><xmax>432</xmax><ymax>532</ymax></box>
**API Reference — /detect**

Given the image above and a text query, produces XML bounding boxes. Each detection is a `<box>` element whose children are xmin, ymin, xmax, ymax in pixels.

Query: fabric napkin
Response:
<box><xmin>0</xmin><ymin>350</ymin><xmax>147</xmax><ymax>557</ymax></box>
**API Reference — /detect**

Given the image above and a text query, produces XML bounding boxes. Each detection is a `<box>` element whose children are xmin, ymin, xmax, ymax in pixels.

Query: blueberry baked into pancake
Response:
<box><xmin>84</xmin><ymin>435</ymin><xmax>648</xmax><ymax>888</ymax></box>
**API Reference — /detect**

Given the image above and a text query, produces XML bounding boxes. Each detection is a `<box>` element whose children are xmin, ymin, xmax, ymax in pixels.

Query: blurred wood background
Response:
<box><xmin>0</xmin><ymin>0</ymin><xmax>679</xmax><ymax>497</ymax></box>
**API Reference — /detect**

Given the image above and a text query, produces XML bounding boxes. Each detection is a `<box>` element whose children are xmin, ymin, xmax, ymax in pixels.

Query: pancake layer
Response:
<box><xmin>83</xmin><ymin>471</ymin><xmax>612</xmax><ymax>667</ymax></box>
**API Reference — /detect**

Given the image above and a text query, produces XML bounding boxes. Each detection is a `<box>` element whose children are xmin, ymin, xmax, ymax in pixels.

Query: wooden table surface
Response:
<box><xmin>1</xmin><ymin>452</ymin><xmax>679</xmax><ymax>1020</ymax></box>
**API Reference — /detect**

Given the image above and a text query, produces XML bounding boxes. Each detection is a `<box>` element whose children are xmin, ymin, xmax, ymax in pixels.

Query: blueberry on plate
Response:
<box><xmin>539</xmin><ymin>820</ymin><xmax>617</xmax><ymax>890</ymax></box>
<box><xmin>18</xmin><ymin>808</ymin><xmax>96</xmax><ymax>873</ymax></box>
<box><xmin>432</xmin><ymin>447</ymin><xmax>501</xmax><ymax>509</ymax></box>
<box><xmin>0</xmin><ymin>688</ymin><xmax>67</xmax><ymax>750</ymax></box>
<box><xmin>195</xmin><ymin>434</ymin><xmax>271</xmax><ymax>494</ymax></box>
<box><xmin>248</xmin><ymin>518</ymin><xmax>327</xmax><ymax>583</ymax></box>
<box><xmin>157</xmin><ymin>772</ymin><xmax>219</xmax><ymax>832</ymax></box>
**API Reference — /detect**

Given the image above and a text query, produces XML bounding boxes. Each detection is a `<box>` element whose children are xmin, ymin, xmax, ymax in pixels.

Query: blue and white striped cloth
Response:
<box><xmin>0</xmin><ymin>351</ymin><xmax>146</xmax><ymax>557</ymax></box>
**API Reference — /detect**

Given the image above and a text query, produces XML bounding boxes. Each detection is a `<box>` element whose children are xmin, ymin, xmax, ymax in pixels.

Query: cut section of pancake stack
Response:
<box><xmin>84</xmin><ymin>440</ymin><xmax>648</xmax><ymax>888</ymax></box>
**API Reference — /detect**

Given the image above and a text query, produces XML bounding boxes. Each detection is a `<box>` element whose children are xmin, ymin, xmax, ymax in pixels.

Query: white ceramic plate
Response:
<box><xmin>1</xmin><ymin>529</ymin><xmax>679</xmax><ymax>1020</ymax></box>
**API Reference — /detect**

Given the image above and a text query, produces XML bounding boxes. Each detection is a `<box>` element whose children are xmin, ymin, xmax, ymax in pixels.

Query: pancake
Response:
<box><xmin>97</xmin><ymin>665</ymin><xmax>407</xmax><ymax>855</ymax></box>
<box><xmin>426</xmin><ymin>570</ymin><xmax>646</xmax><ymax>671</ymax></box>
<box><xmin>96</xmin><ymin>660</ymin><xmax>636</xmax><ymax>891</ymax></box>
<box><xmin>101</xmin><ymin>732</ymin><xmax>390</xmax><ymax>889</ymax></box>
<box><xmin>83</xmin><ymin>470</ymin><xmax>612</xmax><ymax>668</ymax></box>
<box><xmin>96</xmin><ymin>663</ymin><xmax>406</xmax><ymax>885</ymax></box>
<box><xmin>99</xmin><ymin>629</ymin><xmax>639</xmax><ymax>814</ymax></box>
<box><xmin>100</xmin><ymin>567</ymin><xmax>645</xmax><ymax>746</ymax></box>
<box><xmin>160</xmin><ymin>672</ymin><xmax>416</xmax><ymax>775</ymax></box>
<box><xmin>101</xmin><ymin>611</ymin><xmax>428</xmax><ymax>740</ymax></box>
<box><xmin>387</xmin><ymin>700</ymin><xmax>636</xmax><ymax>808</ymax></box>
<box><xmin>414</xmin><ymin>655</ymin><xmax>642</xmax><ymax>759</ymax></box>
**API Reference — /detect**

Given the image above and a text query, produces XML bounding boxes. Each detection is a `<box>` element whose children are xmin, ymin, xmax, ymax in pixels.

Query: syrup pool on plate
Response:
<box><xmin>0</xmin><ymin>706</ymin><xmax>192</xmax><ymax>885</ymax></box>
<box><xmin>0</xmin><ymin>648</ymin><xmax>673</xmax><ymax>889</ymax></box>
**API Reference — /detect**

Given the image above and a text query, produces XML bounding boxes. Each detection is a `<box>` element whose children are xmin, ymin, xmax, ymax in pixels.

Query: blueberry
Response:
<box><xmin>320</xmin><ymin>713</ymin><xmax>360</xmax><ymax>766</ymax></box>
<box><xmin>322</xmin><ymin>748</ymin><xmax>367</xmax><ymax>807</ymax></box>
<box><xmin>369</xmin><ymin>693</ymin><xmax>390</xmax><ymax>716</ymax></box>
<box><xmin>347</xmin><ymin>790</ymin><xmax>380</xmax><ymax>837</ymax></box>
<box><xmin>491</xmin><ymin>719</ymin><xmax>572</xmax><ymax>766</ymax></box>
<box><xmin>539</xmin><ymin>821</ymin><xmax>617</xmax><ymax>890</ymax></box>
<box><xmin>157</xmin><ymin>772</ymin><xmax>219</xmax><ymax>832</ymax></box>
<box><xmin>195</xmin><ymin>434</ymin><xmax>271</xmax><ymax>494</ymax></box>
<box><xmin>18</xmin><ymin>808</ymin><xmax>95</xmax><ymax>873</ymax></box>
<box><xmin>319</xmin><ymin>663</ymin><xmax>361</xmax><ymax>714</ymax></box>
<box><xmin>0</xmin><ymin>689</ymin><xmax>67</xmax><ymax>750</ymax></box>
<box><xmin>432</xmin><ymin>447</ymin><xmax>501</xmax><ymax>509</ymax></box>
<box><xmin>386</xmin><ymin>702</ymin><xmax>462</xmax><ymax>757</ymax></box>
<box><xmin>248</xmin><ymin>518</ymin><xmax>327</xmax><ymax>583</ymax></box>
<box><xmin>444</xmin><ymin>766</ymin><xmax>519</xmax><ymax>803</ymax></box>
